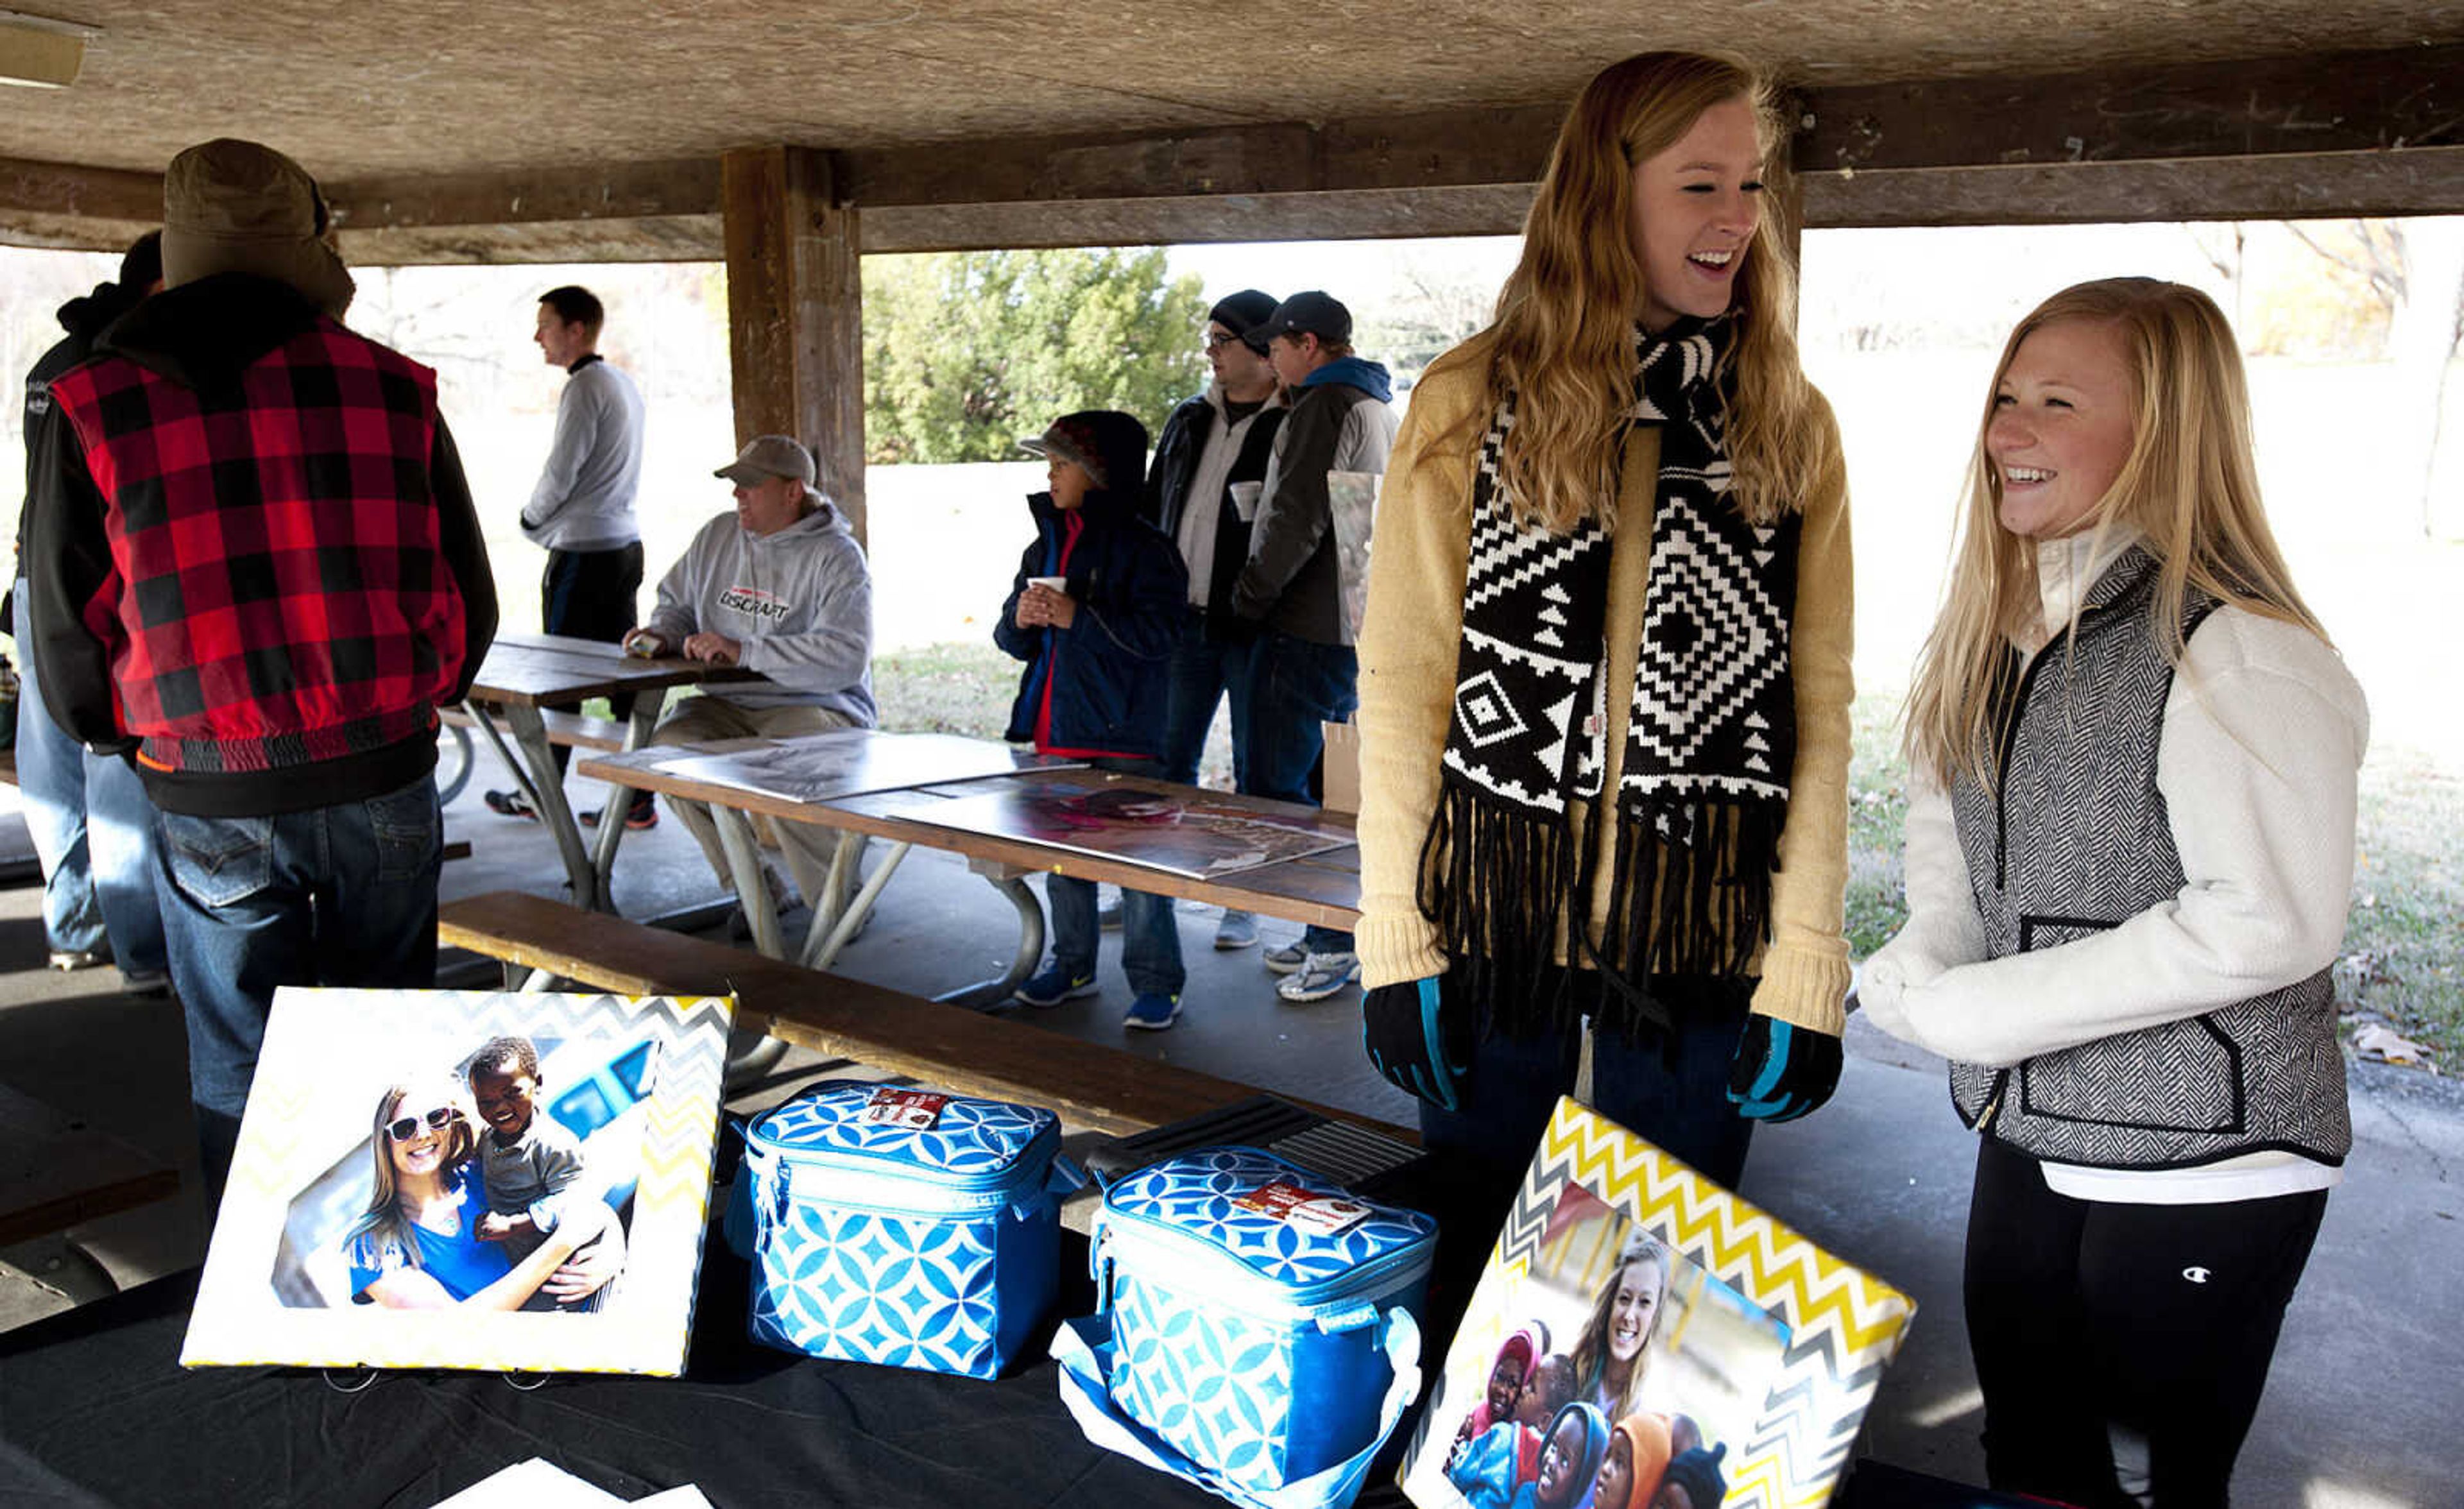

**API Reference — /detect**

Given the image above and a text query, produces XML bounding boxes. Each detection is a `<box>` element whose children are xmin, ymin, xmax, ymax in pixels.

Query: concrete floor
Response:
<box><xmin>1</xmin><ymin>768</ymin><xmax>2458</xmax><ymax>1507</ymax></box>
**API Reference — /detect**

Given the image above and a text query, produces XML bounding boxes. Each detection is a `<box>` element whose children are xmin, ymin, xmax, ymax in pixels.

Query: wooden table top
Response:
<box><xmin>465</xmin><ymin>631</ymin><xmax>761</xmax><ymax>706</ymax></box>
<box><xmin>578</xmin><ymin>735</ymin><xmax>1364</xmax><ymax>931</ymax></box>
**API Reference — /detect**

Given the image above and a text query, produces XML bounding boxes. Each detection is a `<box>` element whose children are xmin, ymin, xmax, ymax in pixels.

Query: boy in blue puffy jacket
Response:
<box><xmin>996</xmin><ymin>411</ymin><xmax>1190</xmax><ymax>1030</ymax></box>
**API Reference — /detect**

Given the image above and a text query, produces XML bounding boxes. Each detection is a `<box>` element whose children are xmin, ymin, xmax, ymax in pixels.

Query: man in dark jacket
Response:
<box><xmin>1234</xmin><ymin>291</ymin><xmax>1399</xmax><ymax>1003</ymax></box>
<box><xmin>1141</xmin><ymin>289</ymin><xmax>1285</xmax><ymax>951</ymax></box>
<box><xmin>996</xmin><ymin>411</ymin><xmax>1190</xmax><ymax>1029</ymax></box>
<box><xmin>12</xmin><ymin>231</ymin><xmax>169</xmax><ymax>992</ymax></box>
<box><xmin>27</xmin><ymin>139</ymin><xmax>498</xmax><ymax>1191</ymax></box>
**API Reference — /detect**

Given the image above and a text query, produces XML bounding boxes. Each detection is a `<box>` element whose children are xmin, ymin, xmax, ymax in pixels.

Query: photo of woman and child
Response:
<box><xmin>271</xmin><ymin>1032</ymin><xmax>656</xmax><ymax>1313</ymax></box>
<box><xmin>1417</xmin><ymin>1194</ymin><xmax>1786</xmax><ymax>1509</ymax></box>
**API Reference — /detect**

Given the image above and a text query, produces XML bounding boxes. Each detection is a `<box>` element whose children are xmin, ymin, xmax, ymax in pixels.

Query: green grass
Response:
<box><xmin>2343</xmin><ymin>749</ymin><xmax>2464</xmax><ymax>1059</ymax></box>
<box><xmin>866</xmin><ymin>647</ymin><xmax>2463</xmax><ymax>1060</ymax></box>
<box><xmin>872</xmin><ymin>642</ymin><xmax>1017</xmax><ymax>741</ymax></box>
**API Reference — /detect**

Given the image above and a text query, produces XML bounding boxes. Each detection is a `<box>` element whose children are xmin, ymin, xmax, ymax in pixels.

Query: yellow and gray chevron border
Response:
<box><xmin>182</xmin><ymin>987</ymin><xmax>735</xmax><ymax>1377</ymax></box>
<box><xmin>1489</xmin><ymin>1098</ymin><xmax>1917</xmax><ymax>1509</ymax></box>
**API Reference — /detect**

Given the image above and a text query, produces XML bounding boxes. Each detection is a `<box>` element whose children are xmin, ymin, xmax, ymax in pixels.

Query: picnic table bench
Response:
<box><xmin>439</xmin><ymin>889</ymin><xmax>1391</xmax><ymax>1143</ymax></box>
<box><xmin>0</xmin><ymin>1082</ymin><xmax>180</xmax><ymax>1304</ymax></box>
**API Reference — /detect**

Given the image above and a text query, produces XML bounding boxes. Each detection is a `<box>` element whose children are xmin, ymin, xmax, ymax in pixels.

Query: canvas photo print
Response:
<box><xmin>1399</xmin><ymin>1098</ymin><xmax>1916</xmax><ymax>1509</ymax></box>
<box><xmin>183</xmin><ymin>988</ymin><xmax>734</xmax><ymax>1376</ymax></box>
<box><xmin>1410</xmin><ymin>1182</ymin><xmax>1788</xmax><ymax>1509</ymax></box>
<box><xmin>273</xmin><ymin>1031</ymin><xmax>658</xmax><ymax>1315</ymax></box>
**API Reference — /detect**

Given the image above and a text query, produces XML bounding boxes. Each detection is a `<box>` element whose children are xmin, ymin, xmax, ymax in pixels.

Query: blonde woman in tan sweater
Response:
<box><xmin>1355</xmin><ymin>51</ymin><xmax>1854</xmax><ymax>1203</ymax></box>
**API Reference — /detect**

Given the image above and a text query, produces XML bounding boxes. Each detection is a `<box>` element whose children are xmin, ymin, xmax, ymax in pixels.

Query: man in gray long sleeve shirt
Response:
<box><xmin>626</xmin><ymin>435</ymin><xmax>877</xmax><ymax>919</ymax></box>
<box><xmin>486</xmin><ymin>285</ymin><xmax>653</xmax><ymax>824</ymax></box>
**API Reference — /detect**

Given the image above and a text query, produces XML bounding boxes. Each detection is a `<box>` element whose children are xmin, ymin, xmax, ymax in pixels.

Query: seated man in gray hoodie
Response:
<box><xmin>624</xmin><ymin>435</ymin><xmax>875</xmax><ymax>920</ymax></box>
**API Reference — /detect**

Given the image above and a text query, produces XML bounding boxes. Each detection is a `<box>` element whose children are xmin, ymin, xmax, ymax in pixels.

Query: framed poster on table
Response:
<box><xmin>1397</xmin><ymin>1098</ymin><xmax>1916</xmax><ymax>1509</ymax></box>
<box><xmin>182</xmin><ymin>987</ymin><xmax>733</xmax><ymax>1377</ymax></box>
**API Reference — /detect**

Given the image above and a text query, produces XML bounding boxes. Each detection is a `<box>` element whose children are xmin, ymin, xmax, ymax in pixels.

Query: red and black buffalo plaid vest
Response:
<box><xmin>46</xmin><ymin>324</ymin><xmax>469</xmax><ymax>778</ymax></box>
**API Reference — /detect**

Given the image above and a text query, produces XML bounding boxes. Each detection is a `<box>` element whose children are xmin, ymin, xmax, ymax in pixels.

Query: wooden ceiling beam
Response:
<box><xmin>1806</xmin><ymin>146</ymin><xmax>2464</xmax><ymax>228</ymax></box>
<box><xmin>1795</xmin><ymin>44</ymin><xmax>2463</xmax><ymax>177</ymax></box>
<box><xmin>6</xmin><ymin>43</ymin><xmax>2460</xmax><ymax>259</ymax></box>
<box><xmin>323</xmin><ymin>158</ymin><xmax>721</xmax><ymax>232</ymax></box>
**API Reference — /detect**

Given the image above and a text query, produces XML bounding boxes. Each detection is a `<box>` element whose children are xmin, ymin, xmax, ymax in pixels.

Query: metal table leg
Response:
<box><xmin>932</xmin><ymin>860</ymin><xmax>1045</xmax><ymax>1009</ymax></box>
<box><xmin>800</xmin><ymin>839</ymin><xmax>909</xmax><ymax>971</ymax></box>
<box><xmin>497</xmin><ymin>703</ymin><xmax>598</xmax><ymax>911</ymax></box>
<box><xmin>712</xmin><ymin>806</ymin><xmax>783</xmax><ymax>960</ymax></box>
<box><xmin>586</xmin><ymin>689</ymin><xmax>670</xmax><ymax>910</ymax></box>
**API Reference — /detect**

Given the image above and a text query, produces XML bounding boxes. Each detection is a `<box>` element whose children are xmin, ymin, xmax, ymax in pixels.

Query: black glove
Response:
<box><xmin>1725</xmin><ymin>1014</ymin><xmax>1842</xmax><ymax>1123</ymax></box>
<box><xmin>1362</xmin><ymin>975</ymin><xmax>1473</xmax><ymax>1113</ymax></box>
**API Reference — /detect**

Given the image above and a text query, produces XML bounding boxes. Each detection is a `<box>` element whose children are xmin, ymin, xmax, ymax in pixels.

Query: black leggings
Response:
<box><xmin>1963</xmin><ymin>1135</ymin><xmax>2327</xmax><ymax>1509</ymax></box>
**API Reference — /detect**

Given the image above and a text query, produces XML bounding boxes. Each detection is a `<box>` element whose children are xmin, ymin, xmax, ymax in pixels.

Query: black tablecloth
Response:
<box><xmin>0</xmin><ymin>1229</ymin><xmax>1269</xmax><ymax>1509</ymax></box>
<box><xmin>0</xmin><ymin>1185</ymin><xmax>1980</xmax><ymax>1509</ymax></box>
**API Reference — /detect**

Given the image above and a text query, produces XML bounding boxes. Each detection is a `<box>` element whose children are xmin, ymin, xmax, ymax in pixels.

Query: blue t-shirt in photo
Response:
<box><xmin>346</xmin><ymin>1162</ymin><xmax>516</xmax><ymax>1304</ymax></box>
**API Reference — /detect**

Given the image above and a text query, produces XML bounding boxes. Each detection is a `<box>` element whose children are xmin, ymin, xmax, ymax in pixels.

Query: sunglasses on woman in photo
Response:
<box><xmin>386</xmin><ymin>1106</ymin><xmax>461</xmax><ymax>1141</ymax></box>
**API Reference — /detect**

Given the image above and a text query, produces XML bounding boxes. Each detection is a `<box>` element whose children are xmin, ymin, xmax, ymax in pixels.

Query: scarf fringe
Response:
<box><xmin>1419</xmin><ymin>781</ymin><xmax>1786</xmax><ymax>1044</ymax></box>
<box><xmin>1416</xmin><ymin>780</ymin><xmax>1583</xmax><ymax>1041</ymax></box>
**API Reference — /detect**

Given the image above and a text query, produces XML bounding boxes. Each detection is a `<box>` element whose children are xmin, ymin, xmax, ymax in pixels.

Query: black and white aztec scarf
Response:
<box><xmin>1415</xmin><ymin>317</ymin><xmax>1802</xmax><ymax>1039</ymax></box>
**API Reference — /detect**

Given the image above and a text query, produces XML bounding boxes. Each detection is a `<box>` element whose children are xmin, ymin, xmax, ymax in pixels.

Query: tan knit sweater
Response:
<box><xmin>1352</xmin><ymin>336</ymin><xmax>1857</xmax><ymax>1035</ymax></box>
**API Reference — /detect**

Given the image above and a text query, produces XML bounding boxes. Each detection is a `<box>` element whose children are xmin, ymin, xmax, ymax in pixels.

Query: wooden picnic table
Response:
<box><xmin>461</xmin><ymin>631</ymin><xmax>757</xmax><ymax>911</ymax></box>
<box><xmin>578</xmin><ymin>730</ymin><xmax>1362</xmax><ymax>1005</ymax></box>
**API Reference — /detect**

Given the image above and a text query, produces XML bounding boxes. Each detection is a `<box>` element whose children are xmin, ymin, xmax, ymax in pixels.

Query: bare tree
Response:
<box><xmin>2285</xmin><ymin>218</ymin><xmax>2464</xmax><ymax>536</ymax></box>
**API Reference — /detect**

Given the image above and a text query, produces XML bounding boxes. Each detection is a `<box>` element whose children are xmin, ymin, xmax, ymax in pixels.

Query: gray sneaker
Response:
<box><xmin>1213</xmin><ymin>910</ymin><xmax>1259</xmax><ymax>950</ymax></box>
<box><xmin>1262</xmin><ymin>939</ymin><xmax>1310</xmax><ymax>975</ymax></box>
<box><xmin>1276</xmin><ymin>951</ymin><xmax>1361</xmax><ymax>1003</ymax></box>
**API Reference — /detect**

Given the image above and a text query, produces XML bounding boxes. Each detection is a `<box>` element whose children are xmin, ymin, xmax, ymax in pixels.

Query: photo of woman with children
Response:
<box><xmin>268</xmin><ymin>1031</ymin><xmax>658</xmax><ymax>1313</ymax></box>
<box><xmin>1416</xmin><ymin>1186</ymin><xmax>1786</xmax><ymax>1509</ymax></box>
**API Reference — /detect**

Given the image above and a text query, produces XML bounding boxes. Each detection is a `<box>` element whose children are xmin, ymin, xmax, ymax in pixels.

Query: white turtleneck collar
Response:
<box><xmin>2015</xmin><ymin>525</ymin><xmax>2143</xmax><ymax>653</ymax></box>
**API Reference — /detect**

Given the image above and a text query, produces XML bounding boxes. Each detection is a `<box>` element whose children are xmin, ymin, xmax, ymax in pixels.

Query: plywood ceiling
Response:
<box><xmin>5</xmin><ymin>0</ymin><xmax>2460</xmax><ymax>180</ymax></box>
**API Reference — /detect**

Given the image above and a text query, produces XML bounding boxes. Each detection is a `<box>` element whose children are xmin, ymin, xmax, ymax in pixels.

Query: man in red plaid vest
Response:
<box><xmin>24</xmin><ymin>139</ymin><xmax>497</xmax><ymax>1193</ymax></box>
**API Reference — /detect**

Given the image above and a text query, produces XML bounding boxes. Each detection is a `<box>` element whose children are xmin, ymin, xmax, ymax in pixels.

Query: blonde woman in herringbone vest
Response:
<box><xmin>1862</xmin><ymin>278</ymin><xmax>2367</xmax><ymax>1506</ymax></box>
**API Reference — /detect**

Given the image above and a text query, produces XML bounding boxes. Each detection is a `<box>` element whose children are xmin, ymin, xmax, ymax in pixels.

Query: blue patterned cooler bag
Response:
<box><xmin>738</xmin><ymin>1080</ymin><xmax>1075</xmax><ymax>1379</ymax></box>
<box><xmin>1060</xmin><ymin>1147</ymin><xmax>1435</xmax><ymax>1508</ymax></box>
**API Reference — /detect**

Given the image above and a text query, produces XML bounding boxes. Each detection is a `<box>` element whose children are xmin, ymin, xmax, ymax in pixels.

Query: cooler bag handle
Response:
<box><xmin>1051</xmin><ymin>1304</ymin><xmax>1423</xmax><ymax>1509</ymax></box>
<box><xmin>723</xmin><ymin>1127</ymin><xmax>777</xmax><ymax>1259</ymax></box>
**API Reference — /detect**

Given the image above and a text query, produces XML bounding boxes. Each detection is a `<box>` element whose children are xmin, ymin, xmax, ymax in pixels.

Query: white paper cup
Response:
<box><xmin>1027</xmin><ymin>575</ymin><xmax>1066</xmax><ymax>593</ymax></box>
<box><xmin>1229</xmin><ymin>481</ymin><xmax>1263</xmax><ymax>521</ymax></box>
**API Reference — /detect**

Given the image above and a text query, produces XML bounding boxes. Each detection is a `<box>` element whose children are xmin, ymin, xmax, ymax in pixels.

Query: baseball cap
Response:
<box><xmin>1250</xmin><ymin>290</ymin><xmax>1352</xmax><ymax>346</ymax></box>
<box><xmin>715</xmin><ymin>434</ymin><xmax>816</xmax><ymax>487</ymax></box>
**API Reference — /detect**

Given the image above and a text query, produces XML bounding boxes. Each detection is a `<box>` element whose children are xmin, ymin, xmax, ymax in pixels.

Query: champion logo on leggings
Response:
<box><xmin>2183</xmin><ymin>1266</ymin><xmax>2212</xmax><ymax>1284</ymax></box>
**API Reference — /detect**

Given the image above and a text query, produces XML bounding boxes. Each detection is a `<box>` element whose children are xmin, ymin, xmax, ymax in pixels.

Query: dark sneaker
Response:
<box><xmin>483</xmin><ymin>789</ymin><xmax>540</xmax><ymax>821</ymax></box>
<box><xmin>581</xmin><ymin>798</ymin><xmax>659</xmax><ymax>831</ymax></box>
<box><xmin>121</xmin><ymin>968</ymin><xmax>173</xmax><ymax>999</ymax></box>
<box><xmin>1014</xmin><ymin>965</ymin><xmax>1099</xmax><ymax>1009</ymax></box>
<box><xmin>1122</xmin><ymin>993</ymin><xmax>1182</xmax><ymax>1031</ymax></box>
<box><xmin>1262</xmin><ymin>939</ymin><xmax>1309</xmax><ymax>975</ymax></box>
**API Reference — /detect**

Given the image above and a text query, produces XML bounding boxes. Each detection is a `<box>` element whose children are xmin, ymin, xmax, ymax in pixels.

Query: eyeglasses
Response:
<box><xmin>386</xmin><ymin>1106</ymin><xmax>460</xmax><ymax>1142</ymax></box>
<box><xmin>1202</xmin><ymin>330</ymin><xmax>1259</xmax><ymax>352</ymax></box>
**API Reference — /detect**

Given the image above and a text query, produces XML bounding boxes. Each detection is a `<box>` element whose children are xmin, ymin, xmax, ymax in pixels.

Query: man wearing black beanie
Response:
<box><xmin>1141</xmin><ymin>288</ymin><xmax>1288</xmax><ymax>952</ymax></box>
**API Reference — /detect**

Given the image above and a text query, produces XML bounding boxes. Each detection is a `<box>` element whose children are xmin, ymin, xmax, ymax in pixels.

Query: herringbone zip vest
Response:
<box><xmin>1945</xmin><ymin>548</ymin><xmax>2349</xmax><ymax>1170</ymax></box>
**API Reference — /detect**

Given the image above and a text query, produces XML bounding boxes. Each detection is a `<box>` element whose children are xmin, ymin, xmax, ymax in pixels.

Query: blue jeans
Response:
<box><xmin>1418</xmin><ymin>971</ymin><xmax>1756</xmax><ymax>1209</ymax></box>
<box><xmin>1243</xmin><ymin>628</ymin><xmax>1356</xmax><ymax>954</ymax></box>
<box><xmin>12</xmin><ymin>581</ymin><xmax>165</xmax><ymax>973</ymax></box>
<box><xmin>1045</xmin><ymin>756</ymin><xmax>1185</xmax><ymax>997</ymax></box>
<box><xmin>157</xmin><ymin>772</ymin><xmax>443</xmax><ymax>1195</ymax></box>
<box><xmin>1159</xmin><ymin>611</ymin><xmax>1253</xmax><ymax>790</ymax></box>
